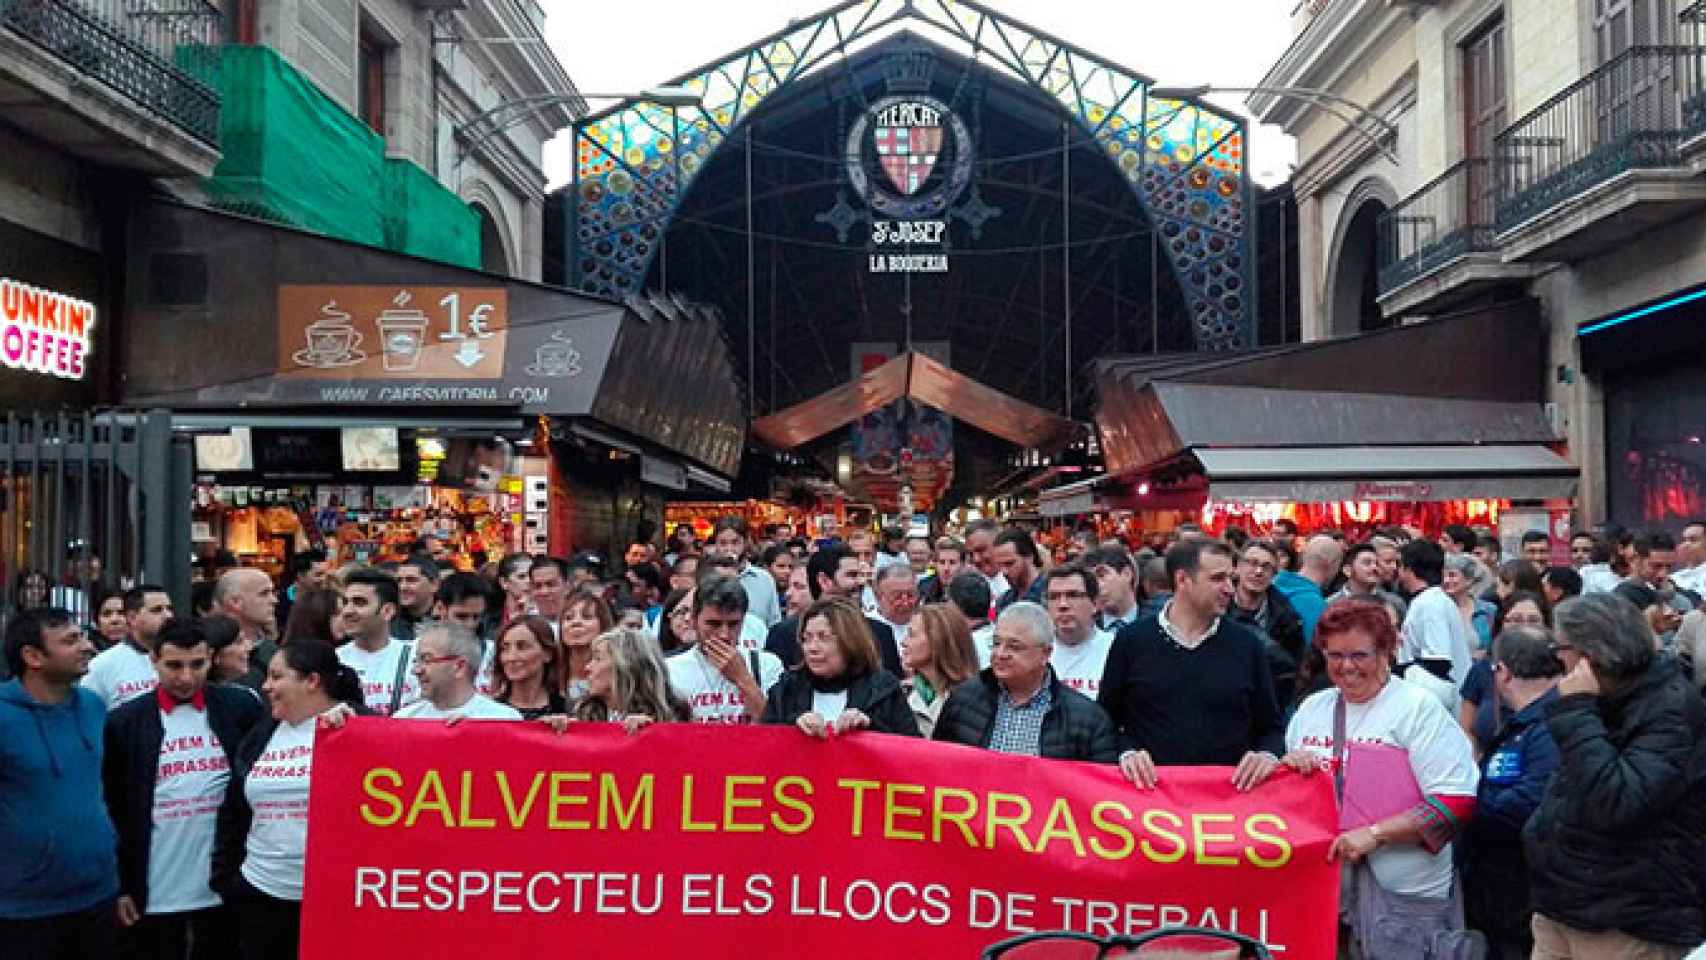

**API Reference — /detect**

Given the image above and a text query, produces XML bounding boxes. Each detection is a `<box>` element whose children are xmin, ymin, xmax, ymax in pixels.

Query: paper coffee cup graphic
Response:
<box><xmin>376</xmin><ymin>292</ymin><xmax>429</xmax><ymax>371</ymax></box>
<box><xmin>293</xmin><ymin>300</ymin><xmax>365</xmax><ymax>368</ymax></box>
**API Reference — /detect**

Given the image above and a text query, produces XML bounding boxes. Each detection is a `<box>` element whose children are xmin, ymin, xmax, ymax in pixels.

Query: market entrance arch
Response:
<box><xmin>567</xmin><ymin>0</ymin><xmax>1254</xmax><ymax>361</ymax></box>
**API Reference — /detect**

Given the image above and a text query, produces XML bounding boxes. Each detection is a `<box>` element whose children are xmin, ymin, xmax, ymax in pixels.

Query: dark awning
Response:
<box><xmin>751</xmin><ymin>351</ymin><xmax>1078</xmax><ymax>451</ymax></box>
<box><xmin>120</xmin><ymin>199</ymin><xmax>744</xmax><ymax>477</ymax></box>
<box><xmin>1193</xmin><ymin>445</ymin><xmax>1578</xmax><ymax>503</ymax></box>
<box><xmin>1088</xmin><ymin>301</ymin><xmax>1578</xmax><ymax>503</ymax></box>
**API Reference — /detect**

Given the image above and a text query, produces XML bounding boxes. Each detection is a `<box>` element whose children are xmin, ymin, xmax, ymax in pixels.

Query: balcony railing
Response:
<box><xmin>0</xmin><ymin>0</ymin><xmax>223</xmax><ymax>146</ymax></box>
<box><xmin>1495</xmin><ymin>45</ymin><xmax>1706</xmax><ymax>232</ymax></box>
<box><xmin>1686</xmin><ymin>2</ymin><xmax>1706</xmax><ymax>130</ymax></box>
<box><xmin>1377</xmin><ymin>158</ymin><xmax>1497</xmax><ymax>293</ymax></box>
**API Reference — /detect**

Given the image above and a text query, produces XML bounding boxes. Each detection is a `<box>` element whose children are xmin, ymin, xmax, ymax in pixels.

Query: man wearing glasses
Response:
<box><xmin>394</xmin><ymin>623</ymin><xmax>520</xmax><ymax>721</ymax></box>
<box><xmin>1041</xmin><ymin>564</ymin><xmax>1114</xmax><ymax>696</ymax></box>
<box><xmin>1226</xmin><ymin>541</ymin><xmax>1305</xmax><ymax>695</ymax></box>
<box><xmin>932</xmin><ymin>602</ymin><xmax>1118</xmax><ymax>762</ymax></box>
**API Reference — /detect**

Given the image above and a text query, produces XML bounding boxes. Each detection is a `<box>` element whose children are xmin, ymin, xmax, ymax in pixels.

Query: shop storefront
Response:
<box><xmin>183</xmin><ymin>423</ymin><xmax>546</xmax><ymax>575</ymax></box>
<box><xmin>121</xmin><ymin>199</ymin><xmax>744</xmax><ymax>567</ymax></box>
<box><xmin>1579</xmin><ymin>280</ymin><xmax>1706</xmax><ymax>532</ymax></box>
<box><xmin>1082</xmin><ymin>310</ymin><xmax>1579</xmax><ymax>549</ymax></box>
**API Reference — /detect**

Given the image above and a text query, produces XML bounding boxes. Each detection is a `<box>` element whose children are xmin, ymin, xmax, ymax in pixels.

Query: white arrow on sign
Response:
<box><xmin>452</xmin><ymin>340</ymin><xmax>485</xmax><ymax>368</ymax></box>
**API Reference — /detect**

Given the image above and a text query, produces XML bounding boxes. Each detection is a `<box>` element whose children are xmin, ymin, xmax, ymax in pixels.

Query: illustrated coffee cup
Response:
<box><xmin>376</xmin><ymin>308</ymin><xmax>429</xmax><ymax>371</ymax></box>
<box><xmin>533</xmin><ymin>341</ymin><xmax>573</xmax><ymax>375</ymax></box>
<box><xmin>305</xmin><ymin>317</ymin><xmax>359</xmax><ymax>362</ymax></box>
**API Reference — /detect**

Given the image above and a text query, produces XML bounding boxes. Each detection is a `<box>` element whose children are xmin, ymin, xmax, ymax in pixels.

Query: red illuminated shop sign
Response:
<box><xmin>0</xmin><ymin>278</ymin><xmax>95</xmax><ymax>381</ymax></box>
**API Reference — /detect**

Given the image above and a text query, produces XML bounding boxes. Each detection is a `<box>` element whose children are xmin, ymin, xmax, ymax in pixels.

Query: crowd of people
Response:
<box><xmin>2</xmin><ymin>513</ymin><xmax>1705</xmax><ymax>960</ymax></box>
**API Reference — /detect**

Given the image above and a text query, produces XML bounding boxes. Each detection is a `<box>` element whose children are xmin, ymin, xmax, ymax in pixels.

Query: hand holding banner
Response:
<box><xmin>302</xmin><ymin>721</ymin><xmax>1339</xmax><ymax>958</ymax></box>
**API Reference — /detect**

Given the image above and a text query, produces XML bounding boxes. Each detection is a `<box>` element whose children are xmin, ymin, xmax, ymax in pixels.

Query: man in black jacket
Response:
<box><xmin>766</xmin><ymin>543</ymin><xmax>901</xmax><ymax>675</ymax></box>
<box><xmin>933</xmin><ymin>602</ymin><xmax>1118</xmax><ymax>762</ymax></box>
<box><xmin>104</xmin><ymin>618</ymin><xmax>264</xmax><ymax>960</ymax></box>
<box><xmin>1225</xmin><ymin>540</ymin><xmax>1306</xmax><ymax>695</ymax></box>
<box><xmin>1524</xmin><ymin>592</ymin><xmax>1706</xmax><ymax>957</ymax></box>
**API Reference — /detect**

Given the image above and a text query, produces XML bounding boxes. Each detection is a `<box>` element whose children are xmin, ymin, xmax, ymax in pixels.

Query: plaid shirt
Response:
<box><xmin>988</xmin><ymin>678</ymin><xmax>1054</xmax><ymax>756</ymax></box>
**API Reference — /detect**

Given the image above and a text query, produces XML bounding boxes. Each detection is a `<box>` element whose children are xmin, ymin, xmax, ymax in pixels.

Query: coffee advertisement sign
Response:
<box><xmin>277</xmin><ymin>285</ymin><xmax>509</xmax><ymax>380</ymax></box>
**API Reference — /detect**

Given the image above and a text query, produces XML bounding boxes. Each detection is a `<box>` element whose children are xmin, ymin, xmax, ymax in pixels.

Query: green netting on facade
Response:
<box><xmin>206</xmin><ymin>45</ymin><xmax>478</xmax><ymax>269</ymax></box>
<box><xmin>385</xmin><ymin>159</ymin><xmax>479</xmax><ymax>268</ymax></box>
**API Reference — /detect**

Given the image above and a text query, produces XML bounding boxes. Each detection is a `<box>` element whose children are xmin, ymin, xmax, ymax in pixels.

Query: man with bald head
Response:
<box><xmin>1273</xmin><ymin>535</ymin><xmax>1341</xmax><ymax>645</ymax></box>
<box><xmin>213</xmin><ymin>568</ymin><xmax>277</xmax><ymax>691</ymax></box>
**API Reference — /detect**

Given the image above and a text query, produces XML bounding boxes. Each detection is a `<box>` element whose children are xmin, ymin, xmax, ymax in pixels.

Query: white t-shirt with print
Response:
<box><xmin>337</xmin><ymin>640</ymin><xmax>421</xmax><ymax>716</ymax></box>
<box><xmin>1052</xmin><ymin>628</ymin><xmax>1114</xmax><ymax>696</ymax></box>
<box><xmin>1400</xmin><ymin>586</ymin><xmax>1475</xmax><ymax>688</ymax></box>
<box><xmin>394</xmin><ymin>693</ymin><xmax>521</xmax><ymax>721</ymax></box>
<box><xmin>83</xmin><ymin>643</ymin><xmax>158</xmax><ymax>709</ymax></box>
<box><xmin>667</xmin><ymin>645</ymin><xmax>784</xmax><ymax>725</ymax></box>
<box><xmin>242</xmin><ymin>718</ymin><xmax>316</xmax><ymax>901</ymax></box>
<box><xmin>147</xmin><ymin>703</ymin><xmax>229</xmax><ymax>914</ymax></box>
<box><xmin>1286</xmin><ymin>677</ymin><xmax>1480</xmax><ymax>899</ymax></box>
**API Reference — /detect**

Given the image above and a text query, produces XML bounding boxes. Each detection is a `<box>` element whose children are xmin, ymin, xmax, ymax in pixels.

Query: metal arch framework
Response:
<box><xmin>568</xmin><ymin>0</ymin><xmax>1255</xmax><ymax>351</ymax></box>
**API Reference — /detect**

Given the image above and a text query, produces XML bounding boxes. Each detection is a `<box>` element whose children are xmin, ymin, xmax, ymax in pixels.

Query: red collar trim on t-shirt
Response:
<box><xmin>157</xmin><ymin>687</ymin><xmax>207</xmax><ymax>712</ymax></box>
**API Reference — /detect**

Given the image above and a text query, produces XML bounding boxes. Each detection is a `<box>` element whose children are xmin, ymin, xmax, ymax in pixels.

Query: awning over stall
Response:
<box><xmin>751</xmin><ymin>351</ymin><xmax>1079</xmax><ymax>452</ymax></box>
<box><xmin>1194</xmin><ymin>445</ymin><xmax>1578</xmax><ymax>503</ymax></box>
<box><xmin>121</xmin><ymin>199</ymin><xmax>745</xmax><ymax>479</ymax></box>
<box><xmin>1087</xmin><ymin>300</ymin><xmax>1578</xmax><ymax>504</ymax></box>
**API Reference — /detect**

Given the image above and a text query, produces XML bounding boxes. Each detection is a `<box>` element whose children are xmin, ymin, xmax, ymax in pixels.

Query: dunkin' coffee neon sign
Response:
<box><xmin>0</xmin><ymin>278</ymin><xmax>95</xmax><ymax>380</ymax></box>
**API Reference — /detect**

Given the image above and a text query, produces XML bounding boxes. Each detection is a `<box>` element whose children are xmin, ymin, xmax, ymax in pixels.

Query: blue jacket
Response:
<box><xmin>0</xmin><ymin>678</ymin><xmax>118</xmax><ymax>918</ymax></box>
<box><xmin>1273</xmin><ymin>571</ymin><xmax>1326</xmax><ymax>644</ymax></box>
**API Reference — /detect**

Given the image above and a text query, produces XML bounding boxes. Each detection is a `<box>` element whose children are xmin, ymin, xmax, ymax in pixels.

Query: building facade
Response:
<box><xmin>1255</xmin><ymin>0</ymin><xmax>1706</xmax><ymax>529</ymax></box>
<box><xmin>248</xmin><ymin>0</ymin><xmax>576</xmax><ymax>279</ymax></box>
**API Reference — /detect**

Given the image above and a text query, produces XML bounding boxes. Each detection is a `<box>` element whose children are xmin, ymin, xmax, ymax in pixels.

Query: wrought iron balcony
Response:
<box><xmin>1377</xmin><ymin>159</ymin><xmax>1497</xmax><ymax>293</ymax></box>
<box><xmin>1495</xmin><ymin>45</ymin><xmax>1706</xmax><ymax>232</ymax></box>
<box><xmin>0</xmin><ymin>0</ymin><xmax>223</xmax><ymax>146</ymax></box>
<box><xmin>1686</xmin><ymin>2</ymin><xmax>1706</xmax><ymax>130</ymax></box>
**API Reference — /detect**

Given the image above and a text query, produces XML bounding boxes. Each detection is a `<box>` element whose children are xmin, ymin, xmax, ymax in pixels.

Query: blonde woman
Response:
<box><xmin>571</xmin><ymin>627</ymin><xmax>691</xmax><ymax>731</ymax></box>
<box><xmin>900</xmin><ymin>603</ymin><xmax>979</xmax><ymax>736</ymax></box>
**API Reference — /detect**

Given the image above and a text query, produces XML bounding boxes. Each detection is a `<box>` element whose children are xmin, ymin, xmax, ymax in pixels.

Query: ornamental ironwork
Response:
<box><xmin>0</xmin><ymin>0</ymin><xmax>223</xmax><ymax>146</ymax></box>
<box><xmin>569</xmin><ymin>0</ymin><xmax>1254</xmax><ymax>352</ymax></box>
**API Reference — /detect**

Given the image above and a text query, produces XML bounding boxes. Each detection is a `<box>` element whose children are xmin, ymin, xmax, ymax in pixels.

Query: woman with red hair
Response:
<box><xmin>1262</xmin><ymin>598</ymin><xmax>1481</xmax><ymax>957</ymax></box>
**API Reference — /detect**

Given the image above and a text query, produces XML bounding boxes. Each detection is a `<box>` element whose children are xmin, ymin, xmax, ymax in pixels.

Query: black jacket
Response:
<box><xmin>1523</xmin><ymin>662</ymin><xmax>1706</xmax><ymax>946</ymax></box>
<box><xmin>211</xmin><ymin>715</ymin><xmax>279</xmax><ymax>900</ymax></box>
<box><xmin>760</xmin><ymin>669</ymin><xmax>920</xmax><ymax>737</ymax></box>
<box><xmin>1226</xmin><ymin>586</ymin><xmax>1305</xmax><ymax>691</ymax></box>
<box><xmin>104</xmin><ymin>684</ymin><xmax>265</xmax><ymax>911</ymax></box>
<box><xmin>766</xmin><ymin>613</ymin><xmax>902</xmax><ymax>676</ymax></box>
<box><xmin>932</xmin><ymin>668</ymin><xmax>1120</xmax><ymax>763</ymax></box>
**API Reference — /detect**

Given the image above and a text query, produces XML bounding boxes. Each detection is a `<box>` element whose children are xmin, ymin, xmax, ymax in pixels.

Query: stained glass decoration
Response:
<box><xmin>571</xmin><ymin>0</ymin><xmax>1254</xmax><ymax>350</ymax></box>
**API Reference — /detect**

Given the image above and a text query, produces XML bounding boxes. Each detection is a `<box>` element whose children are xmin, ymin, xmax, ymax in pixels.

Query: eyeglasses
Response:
<box><xmin>1046</xmin><ymin>590</ymin><xmax>1090</xmax><ymax>602</ymax></box>
<box><xmin>982</xmin><ymin>927</ymin><xmax>1273</xmax><ymax>959</ymax></box>
<box><xmin>1504</xmin><ymin>614</ymin><xmax>1547</xmax><ymax>626</ymax></box>
<box><xmin>413</xmin><ymin>652</ymin><xmax>464</xmax><ymax>668</ymax></box>
<box><xmin>1325</xmin><ymin>650</ymin><xmax>1377</xmax><ymax>665</ymax></box>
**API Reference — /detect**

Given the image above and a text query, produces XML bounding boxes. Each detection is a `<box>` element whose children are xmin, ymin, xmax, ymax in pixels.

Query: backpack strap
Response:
<box><xmin>387</xmin><ymin>642</ymin><xmax>413</xmax><ymax>716</ymax></box>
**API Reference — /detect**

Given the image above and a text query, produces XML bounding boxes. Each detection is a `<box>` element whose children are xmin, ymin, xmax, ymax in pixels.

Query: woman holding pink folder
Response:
<box><xmin>1254</xmin><ymin>599</ymin><xmax>1482</xmax><ymax>959</ymax></box>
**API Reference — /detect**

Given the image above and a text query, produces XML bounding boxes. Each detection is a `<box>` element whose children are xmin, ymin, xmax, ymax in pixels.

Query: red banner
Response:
<box><xmin>302</xmin><ymin>720</ymin><xmax>1339</xmax><ymax>958</ymax></box>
